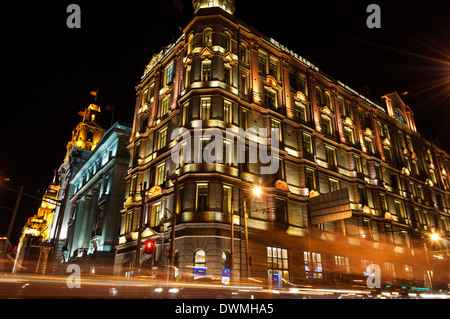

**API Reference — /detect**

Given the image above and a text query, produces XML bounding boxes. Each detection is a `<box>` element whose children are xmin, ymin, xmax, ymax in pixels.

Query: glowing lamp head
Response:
<box><xmin>252</xmin><ymin>186</ymin><xmax>263</xmax><ymax>197</ymax></box>
<box><xmin>431</xmin><ymin>233</ymin><xmax>440</xmax><ymax>242</ymax></box>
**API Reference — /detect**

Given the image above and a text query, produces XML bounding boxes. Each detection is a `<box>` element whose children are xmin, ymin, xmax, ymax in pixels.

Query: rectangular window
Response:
<box><xmin>380</xmin><ymin>192</ymin><xmax>388</xmax><ymax>212</ymax></box>
<box><xmin>258</xmin><ymin>54</ymin><xmax>267</xmax><ymax>75</ymax></box>
<box><xmin>265</xmin><ymin>88</ymin><xmax>277</xmax><ymax>107</ymax></box>
<box><xmin>155</xmin><ymin>162</ymin><xmax>165</xmax><ymax>186</ymax></box>
<box><xmin>358</xmin><ymin>185</ymin><xmax>367</xmax><ymax>205</ymax></box>
<box><xmin>298</xmin><ymin>74</ymin><xmax>307</xmax><ymax>95</ymax></box>
<box><xmin>344</xmin><ymin>127</ymin><xmax>355</xmax><ymax>144</ymax></box>
<box><xmin>224</xmin><ymin>66</ymin><xmax>231</xmax><ymax>85</ymax></box>
<box><xmin>354</xmin><ymin>155</ymin><xmax>362</xmax><ymax>174</ymax></box>
<box><xmin>335</xmin><ymin>256</ymin><xmax>350</xmax><ymax>275</ymax></box>
<box><xmin>394</xmin><ymin>200</ymin><xmax>405</xmax><ymax>219</ymax></box>
<box><xmin>166</xmin><ymin>63</ymin><xmax>174</xmax><ymax>85</ymax></box>
<box><xmin>223</xmin><ymin>185</ymin><xmax>231</xmax><ymax>214</ymax></box>
<box><xmin>267</xmin><ymin>247</ymin><xmax>289</xmax><ymax>288</ymax></box>
<box><xmin>304</xmin><ymin>251</ymin><xmax>323</xmax><ymax>279</ymax></box>
<box><xmin>271</xmin><ymin>119</ymin><xmax>282</xmax><ymax>142</ymax></box>
<box><xmin>223</xmin><ymin>100</ymin><xmax>232</xmax><ymax>123</ymax></box>
<box><xmin>325</xmin><ymin>146</ymin><xmax>337</xmax><ymax>167</ymax></box>
<box><xmin>269</xmin><ymin>60</ymin><xmax>278</xmax><ymax>79</ymax></box>
<box><xmin>303</xmin><ymin>133</ymin><xmax>313</xmax><ymax>154</ymax></box>
<box><xmin>202</xmin><ymin>61</ymin><xmax>211</xmax><ymax>81</ymax></box>
<box><xmin>295</xmin><ymin>102</ymin><xmax>306</xmax><ymax>122</ymax></box>
<box><xmin>306</xmin><ymin>168</ymin><xmax>317</xmax><ymax>191</ymax></box>
<box><xmin>200</xmin><ymin>98</ymin><xmax>211</xmax><ymax>120</ymax></box>
<box><xmin>158</xmin><ymin>127</ymin><xmax>168</xmax><ymax>150</ymax></box>
<box><xmin>151</xmin><ymin>202</ymin><xmax>162</xmax><ymax>227</ymax></box>
<box><xmin>197</xmin><ymin>184</ymin><xmax>208</xmax><ymax>211</ymax></box>
<box><xmin>161</xmin><ymin>96</ymin><xmax>171</xmax><ymax>117</ymax></box>
<box><xmin>126</xmin><ymin>211</ymin><xmax>133</xmax><ymax>233</ymax></box>
<box><xmin>329</xmin><ymin>178</ymin><xmax>340</xmax><ymax>192</ymax></box>
<box><xmin>321</xmin><ymin>115</ymin><xmax>332</xmax><ymax>135</ymax></box>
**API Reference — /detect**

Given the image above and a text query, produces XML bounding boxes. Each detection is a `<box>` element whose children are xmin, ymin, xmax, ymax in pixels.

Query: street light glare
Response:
<box><xmin>431</xmin><ymin>233</ymin><xmax>440</xmax><ymax>241</ymax></box>
<box><xmin>253</xmin><ymin>186</ymin><xmax>263</xmax><ymax>197</ymax></box>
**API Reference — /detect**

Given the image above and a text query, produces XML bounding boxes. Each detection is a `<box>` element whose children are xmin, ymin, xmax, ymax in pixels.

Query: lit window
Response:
<box><xmin>306</xmin><ymin>168</ymin><xmax>316</xmax><ymax>190</ymax></box>
<box><xmin>321</xmin><ymin>115</ymin><xmax>332</xmax><ymax>135</ymax></box>
<box><xmin>329</xmin><ymin>179</ymin><xmax>339</xmax><ymax>192</ymax></box>
<box><xmin>223</xmin><ymin>100</ymin><xmax>232</xmax><ymax>123</ymax></box>
<box><xmin>324</xmin><ymin>91</ymin><xmax>333</xmax><ymax>111</ymax></box>
<box><xmin>258</xmin><ymin>53</ymin><xmax>267</xmax><ymax>75</ymax></box>
<box><xmin>269</xmin><ymin>60</ymin><xmax>278</xmax><ymax>79</ymax></box>
<box><xmin>325</xmin><ymin>146</ymin><xmax>337</xmax><ymax>167</ymax></box>
<box><xmin>161</xmin><ymin>96</ymin><xmax>171</xmax><ymax>117</ymax></box>
<box><xmin>224</xmin><ymin>65</ymin><xmax>231</xmax><ymax>85</ymax></box>
<box><xmin>335</xmin><ymin>256</ymin><xmax>350</xmax><ymax>275</ymax></box>
<box><xmin>223</xmin><ymin>185</ymin><xmax>231</xmax><ymax>214</ymax></box>
<box><xmin>315</xmin><ymin>87</ymin><xmax>323</xmax><ymax>106</ymax></box>
<box><xmin>194</xmin><ymin>249</ymin><xmax>206</xmax><ymax>268</ymax></box>
<box><xmin>224</xmin><ymin>32</ymin><xmax>231</xmax><ymax>51</ymax></box>
<box><xmin>204</xmin><ymin>29</ymin><xmax>212</xmax><ymax>47</ymax></box>
<box><xmin>166</xmin><ymin>63</ymin><xmax>174</xmax><ymax>85</ymax></box>
<box><xmin>202</xmin><ymin>61</ymin><xmax>211</xmax><ymax>81</ymax></box>
<box><xmin>200</xmin><ymin>98</ymin><xmax>211</xmax><ymax>120</ymax></box>
<box><xmin>304</xmin><ymin>251</ymin><xmax>323</xmax><ymax>279</ymax></box>
<box><xmin>303</xmin><ymin>133</ymin><xmax>313</xmax><ymax>154</ymax></box>
<box><xmin>265</xmin><ymin>88</ymin><xmax>277</xmax><ymax>108</ymax></box>
<box><xmin>158</xmin><ymin>127</ymin><xmax>167</xmax><ymax>150</ymax></box>
<box><xmin>267</xmin><ymin>247</ymin><xmax>289</xmax><ymax>287</ymax></box>
<box><xmin>344</xmin><ymin>127</ymin><xmax>355</xmax><ymax>144</ymax></box>
<box><xmin>270</xmin><ymin>119</ymin><xmax>281</xmax><ymax>142</ymax></box>
<box><xmin>295</xmin><ymin>102</ymin><xmax>307</xmax><ymax>122</ymax></box>
<box><xmin>151</xmin><ymin>202</ymin><xmax>162</xmax><ymax>227</ymax></box>
<box><xmin>155</xmin><ymin>162</ymin><xmax>165</xmax><ymax>186</ymax></box>
<box><xmin>196</xmin><ymin>184</ymin><xmax>208</xmax><ymax>211</ymax></box>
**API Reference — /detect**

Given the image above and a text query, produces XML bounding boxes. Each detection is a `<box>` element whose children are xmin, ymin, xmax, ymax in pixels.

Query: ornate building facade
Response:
<box><xmin>114</xmin><ymin>0</ymin><xmax>449</xmax><ymax>290</ymax></box>
<box><xmin>62</xmin><ymin>122</ymin><xmax>131</xmax><ymax>274</ymax></box>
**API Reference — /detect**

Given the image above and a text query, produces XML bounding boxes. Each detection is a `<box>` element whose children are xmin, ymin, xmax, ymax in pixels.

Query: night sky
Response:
<box><xmin>2</xmin><ymin>0</ymin><xmax>449</xmax><ymax>246</ymax></box>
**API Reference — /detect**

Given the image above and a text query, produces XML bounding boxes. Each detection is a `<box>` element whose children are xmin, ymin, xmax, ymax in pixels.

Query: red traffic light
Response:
<box><xmin>144</xmin><ymin>240</ymin><xmax>155</xmax><ymax>254</ymax></box>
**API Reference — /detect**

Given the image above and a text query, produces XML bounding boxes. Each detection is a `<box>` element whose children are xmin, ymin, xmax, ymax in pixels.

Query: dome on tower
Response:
<box><xmin>192</xmin><ymin>0</ymin><xmax>236</xmax><ymax>15</ymax></box>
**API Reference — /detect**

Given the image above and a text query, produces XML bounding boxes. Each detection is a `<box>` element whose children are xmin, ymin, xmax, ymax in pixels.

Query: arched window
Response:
<box><xmin>194</xmin><ymin>249</ymin><xmax>206</xmax><ymax>268</ymax></box>
<box><xmin>324</xmin><ymin>91</ymin><xmax>333</xmax><ymax>111</ymax></box>
<box><xmin>315</xmin><ymin>87</ymin><xmax>323</xmax><ymax>106</ymax></box>
<box><xmin>222</xmin><ymin>251</ymin><xmax>231</xmax><ymax>269</ymax></box>
<box><xmin>394</xmin><ymin>109</ymin><xmax>406</xmax><ymax>124</ymax></box>
<box><xmin>204</xmin><ymin>28</ymin><xmax>213</xmax><ymax>47</ymax></box>
<box><xmin>239</xmin><ymin>43</ymin><xmax>247</xmax><ymax>62</ymax></box>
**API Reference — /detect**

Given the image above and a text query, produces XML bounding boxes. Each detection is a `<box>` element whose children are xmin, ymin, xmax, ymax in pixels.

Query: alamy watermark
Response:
<box><xmin>66</xmin><ymin>264</ymin><xmax>81</xmax><ymax>288</ymax></box>
<box><xmin>365</xmin><ymin>264</ymin><xmax>381</xmax><ymax>288</ymax></box>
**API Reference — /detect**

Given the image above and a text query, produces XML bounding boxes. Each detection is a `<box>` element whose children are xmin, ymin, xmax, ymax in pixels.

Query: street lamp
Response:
<box><xmin>431</xmin><ymin>233</ymin><xmax>441</xmax><ymax>242</ymax></box>
<box><xmin>423</xmin><ymin>231</ymin><xmax>442</xmax><ymax>291</ymax></box>
<box><xmin>242</xmin><ymin>185</ymin><xmax>263</xmax><ymax>281</ymax></box>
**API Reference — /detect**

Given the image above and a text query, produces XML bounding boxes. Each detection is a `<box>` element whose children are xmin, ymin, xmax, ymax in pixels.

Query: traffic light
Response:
<box><xmin>144</xmin><ymin>240</ymin><xmax>155</xmax><ymax>254</ymax></box>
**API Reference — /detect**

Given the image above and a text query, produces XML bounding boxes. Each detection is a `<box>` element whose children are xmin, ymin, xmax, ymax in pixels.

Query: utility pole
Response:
<box><xmin>2</xmin><ymin>185</ymin><xmax>24</xmax><ymax>258</ymax></box>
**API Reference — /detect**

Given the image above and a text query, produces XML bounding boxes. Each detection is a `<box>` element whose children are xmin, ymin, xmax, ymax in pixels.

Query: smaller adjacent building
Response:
<box><xmin>62</xmin><ymin>122</ymin><xmax>132</xmax><ymax>275</ymax></box>
<box><xmin>13</xmin><ymin>177</ymin><xmax>59</xmax><ymax>274</ymax></box>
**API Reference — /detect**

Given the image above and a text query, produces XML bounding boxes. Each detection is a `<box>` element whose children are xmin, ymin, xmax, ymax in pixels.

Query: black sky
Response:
<box><xmin>2</xmin><ymin>0</ymin><xmax>449</xmax><ymax>246</ymax></box>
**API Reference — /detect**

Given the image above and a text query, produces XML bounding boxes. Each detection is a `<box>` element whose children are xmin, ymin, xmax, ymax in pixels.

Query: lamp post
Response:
<box><xmin>134</xmin><ymin>182</ymin><xmax>148</xmax><ymax>276</ymax></box>
<box><xmin>230</xmin><ymin>185</ymin><xmax>263</xmax><ymax>282</ymax></box>
<box><xmin>423</xmin><ymin>232</ymin><xmax>442</xmax><ymax>291</ymax></box>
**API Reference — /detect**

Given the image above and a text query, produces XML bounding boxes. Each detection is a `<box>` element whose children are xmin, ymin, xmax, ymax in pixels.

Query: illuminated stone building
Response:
<box><xmin>13</xmin><ymin>177</ymin><xmax>59</xmax><ymax>274</ymax></box>
<box><xmin>115</xmin><ymin>0</ymin><xmax>449</xmax><ymax>289</ymax></box>
<box><xmin>61</xmin><ymin>122</ymin><xmax>131</xmax><ymax>274</ymax></box>
<box><xmin>50</xmin><ymin>103</ymin><xmax>106</xmax><ymax>272</ymax></box>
